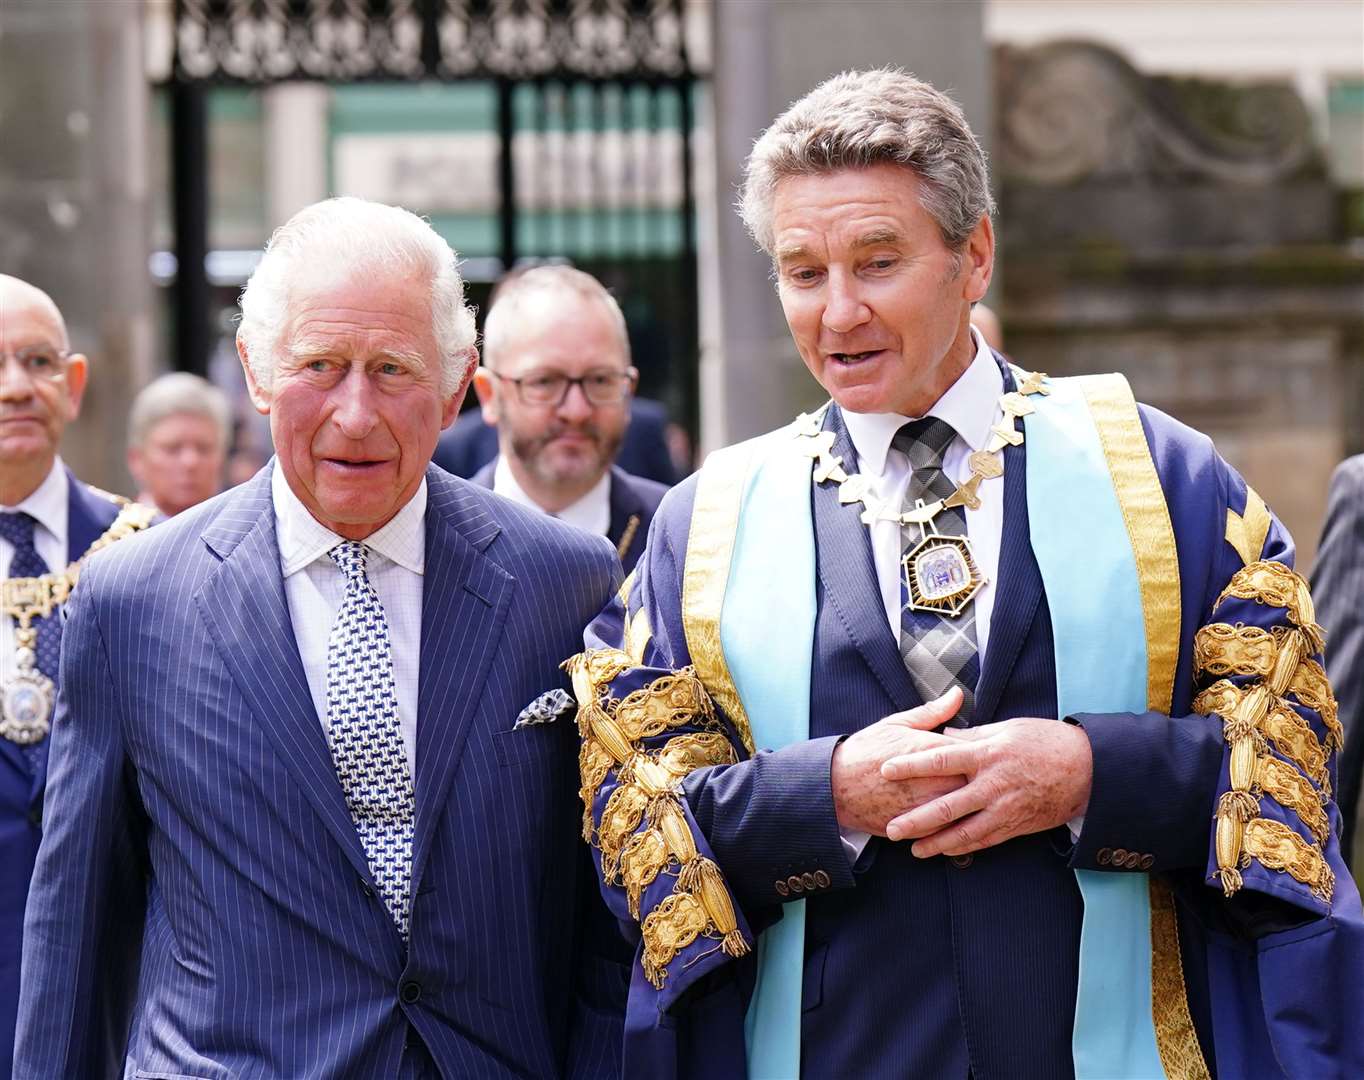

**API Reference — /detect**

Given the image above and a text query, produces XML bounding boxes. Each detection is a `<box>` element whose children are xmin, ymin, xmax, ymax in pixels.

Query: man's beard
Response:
<box><xmin>512</xmin><ymin>422</ymin><xmax>624</xmax><ymax>489</ymax></box>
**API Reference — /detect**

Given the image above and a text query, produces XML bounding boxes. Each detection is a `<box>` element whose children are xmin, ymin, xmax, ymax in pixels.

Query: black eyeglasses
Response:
<box><xmin>491</xmin><ymin>368</ymin><xmax>636</xmax><ymax>407</ymax></box>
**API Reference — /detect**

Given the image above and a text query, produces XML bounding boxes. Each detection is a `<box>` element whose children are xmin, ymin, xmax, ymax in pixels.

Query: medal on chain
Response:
<box><xmin>794</xmin><ymin>369</ymin><xmax>1051</xmax><ymax>619</ymax></box>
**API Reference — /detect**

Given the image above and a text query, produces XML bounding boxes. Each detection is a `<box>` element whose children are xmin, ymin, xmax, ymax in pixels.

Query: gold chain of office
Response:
<box><xmin>792</xmin><ymin>370</ymin><xmax>1051</xmax><ymax>617</ymax></box>
<box><xmin>0</xmin><ymin>494</ymin><xmax>156</xmax><ymax>746</ymax></box>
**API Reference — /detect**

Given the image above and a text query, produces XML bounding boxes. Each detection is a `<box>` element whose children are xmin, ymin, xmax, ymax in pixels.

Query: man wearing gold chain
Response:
<box><xmin>0</xmin><ymin>274</ymin><xmax>153</xmax><ymax>1076</ymax></box>
<box><xmin>567</xmin><ymin>70</ymin><xmax>1364</xmax><ymax>1079</ymax></box>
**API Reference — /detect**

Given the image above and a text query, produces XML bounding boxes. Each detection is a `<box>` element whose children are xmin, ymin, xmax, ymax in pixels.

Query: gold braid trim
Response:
<box><xmin>565</xmin><ymin>652</ymin><xmax>749</xmax><ymax>987</ymax></box>
<box><xmin>1243</xmin><ymin>818</ymin><xmax>1334</xmax><ymax>903</ymax></box>
<box><xmin>1149</xmin><ymin>878</ymin><xmax>1212</xmax><ymax>1080</ymax></box>
<box><xmin>1214</xmin><ymin>560</ymin><xmax>1325</xmax><ymax>655</ymax></box>
<box><xmin>1195</xmin><ymin>565</ymin><xmax>1339</xmax><ymax>900</ymax></box>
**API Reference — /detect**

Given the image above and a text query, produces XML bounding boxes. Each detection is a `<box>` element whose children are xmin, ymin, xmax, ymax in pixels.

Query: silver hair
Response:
<box><xmin>480</xmin><ymin>264</ymin><xmax>632</xmax><ymax>371</ymax></box>
<box><xmin>128</xmin><ymin>372</ymin><xmax>232</xmax><ymax>451</ymax></box>
<box><xmin>740</xmin><ymin>68</ymin><xmax>996</xmax><ymax>256</ymax></box>
<box><xmin>237</xmin><ymin>197</ymin><xmax>477</xmax><ymax>397</ymax></box>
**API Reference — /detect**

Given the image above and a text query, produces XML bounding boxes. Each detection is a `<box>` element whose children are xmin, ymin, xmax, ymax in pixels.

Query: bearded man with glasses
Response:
<box><xmin>467</xmin><ymin>266</ymin><xmax>668</xmax><ymax>573</ymax></box>
<box><xmin>0</xmin><ymin>274</ymin><xmax>153</xmax><ymax>1075</ymax></box>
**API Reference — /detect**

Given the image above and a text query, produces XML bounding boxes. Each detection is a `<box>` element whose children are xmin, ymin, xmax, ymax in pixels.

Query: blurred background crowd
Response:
<box><xmin>1</xmin><ymin>0</ymin><xmax>1362</xmax><ymax>872</ymax></box>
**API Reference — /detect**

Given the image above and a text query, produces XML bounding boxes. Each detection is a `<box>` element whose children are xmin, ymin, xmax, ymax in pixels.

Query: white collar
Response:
<box><xmin>492</xmin><ymin>456</ymin><xmax>613</xmax><ymax>536</ymax></box>
<box><xmin>1</xmin><ymin>457</ymin><xmax>69</xmax><ymax>549</ymax></box>
<box><xmin>271</xmin><ymin>460</ymin><xmax>427</xmax><ymax>578</ymax></box>
<box><xmin>840</xmin><ymin>327</ymin><xmax>1002</xmax><ymax>478</ymax></box>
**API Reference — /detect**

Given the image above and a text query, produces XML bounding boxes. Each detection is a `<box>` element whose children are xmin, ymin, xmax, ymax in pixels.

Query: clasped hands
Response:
<box><xmin>830</xmin><ymin>687</ymin><xmax>1093</xmax><ymax>858</ymax></box>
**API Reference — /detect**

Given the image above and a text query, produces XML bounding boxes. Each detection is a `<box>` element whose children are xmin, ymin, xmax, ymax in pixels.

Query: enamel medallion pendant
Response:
<box><xmin>902</xmin><ymin>531</ymin><xmax>984</xmax><ymax>617</ymax></box>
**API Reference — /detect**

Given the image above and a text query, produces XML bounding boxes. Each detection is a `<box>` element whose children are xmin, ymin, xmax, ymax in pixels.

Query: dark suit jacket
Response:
<box><xmin>0</xmin><ymin>471</ymin><xmax>123</xmax><ymax>1079</ymax></box>
<box><xmin>14</xmin><ymin>465</ymin><xmax>624</xmax><ymax>1079</ymax></box>
<box><xmin>471</xmin><ymin>461</ymin><xmax>667</xmax><ymax>575</ymax></box>
<box><xmin>1311</xmin><ymin>454</ymin><xmax>1364</xmax><ymax>865</ymax></box>
<box><xmin>434</xmin><ymin>398</ymin><xmax>683</xmax><ymax>486</ymax></box>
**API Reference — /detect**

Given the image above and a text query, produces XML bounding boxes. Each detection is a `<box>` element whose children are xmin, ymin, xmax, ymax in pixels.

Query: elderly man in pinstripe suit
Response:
<box><xmin>14</xmin><ymin>198</ymin><xmax>625</xmax><ymax>1079</ymax></box>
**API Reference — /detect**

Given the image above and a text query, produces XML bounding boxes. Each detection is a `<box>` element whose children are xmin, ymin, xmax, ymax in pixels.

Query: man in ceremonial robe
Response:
<box><xmin>568</xmin><ymin>70</ymin><xmax>1364</xmax><ymax>1079</ymax></box>
<box><xmin>0</xmin><ymin>275</ymin><xmax>154</xmax><ymax>1077</ymax></box>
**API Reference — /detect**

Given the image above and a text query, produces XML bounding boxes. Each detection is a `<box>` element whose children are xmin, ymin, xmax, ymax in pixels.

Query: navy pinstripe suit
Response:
<box><xmin>13</xmin><ymin>465</ymin><xmax>625</xmax><ymax>1079</ymax></box>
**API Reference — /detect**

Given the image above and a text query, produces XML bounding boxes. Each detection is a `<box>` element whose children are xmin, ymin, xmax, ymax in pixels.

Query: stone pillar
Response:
<box><xmin>0</xmin><ymin>0</ymin><xmax>154</xmax><ymax>492</ymax></box>
<box><xmin>264</xmin><ymin>84</ymin><xmax>331</xmax><ymax>230</ymax></box>
<box><xmin>700</xmin><ymin>0</ymin><xmax>989</xmax><ymax>450</ymax></box>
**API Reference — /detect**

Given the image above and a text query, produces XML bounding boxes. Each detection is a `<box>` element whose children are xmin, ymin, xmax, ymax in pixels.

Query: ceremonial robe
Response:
<box><xmin>570</xmin><ymin>362</ymin><xmax>1364</xmax><ymax>1079</ymax></box>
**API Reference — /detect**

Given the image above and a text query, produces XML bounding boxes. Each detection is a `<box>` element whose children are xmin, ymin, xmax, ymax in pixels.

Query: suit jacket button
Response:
<box><xmin>787</xmin><ymin>875</ymin><xmax>805</xmax><ymax>894</ymax></box>
<box><xmin>1139</xmin><ymin>854</ymin><xmax>1154</xmax><ymax>870</ymax></box>
<box><xmin>400</xmin><ymin>980</ymin><xmax>422</xmax><ymax>1004</ymax></box>
<box><xmin>27</xmin><ymin>806</ymin><xmax>42</xmax><ymax>829</ymax></box>
<box><xmin>774</xmin><ymin>879</ymin><xmax>790</xmax><ymax>897</ymax></box>
<box><xmin>813</xmin><ymin>870</ymin><xmax>831</xmax><ymax>889</ymax></box>
<box><xmin>801</xmin><ymin>872</ymin><xmax>818</xmax><ymax>891</ymax></box>
<box><xmin>950</xmin><ymin>854</ymin><xmax>973</xmax><ymax>869</ymax></box>
<box><xmin>1096</xmin><ymin>847</ymin><xmax>1113</xmax><ymax>866</ymax></box>
<box><xmin>1111</xmin><ymin>848</ymin><xmax>1128</xmax><ymax>866</ymax></box>
<box><xmin>1124</xmin><ymin>851</ymin><xmax>1142</xmax><ymax>870</ymax></box>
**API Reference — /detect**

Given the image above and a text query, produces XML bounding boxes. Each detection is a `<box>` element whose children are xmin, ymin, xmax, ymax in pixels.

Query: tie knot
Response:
<box><xmin>0</xmin><ymin>511</ymin><xmax>38</xmax><ymax>552</ymax></box>
<box><xmin>329</xmin><ymin>540</ymin><xmax>370</xmax><ymax>581</ymax></box>
<box><xmin>893</xmin><ymin>416</ymin><xmax>957</xmax><ymax>470</ymax></box>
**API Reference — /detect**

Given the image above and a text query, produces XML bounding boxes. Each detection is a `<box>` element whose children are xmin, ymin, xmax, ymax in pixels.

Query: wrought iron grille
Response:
<box><xmin>172</xmin><ymin>0</ymin><xmax>695</xmax><ymax>83</ymax></box>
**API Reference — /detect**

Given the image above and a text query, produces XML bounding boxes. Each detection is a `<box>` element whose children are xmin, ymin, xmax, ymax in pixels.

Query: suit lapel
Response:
<box><xmin>607</xmin><ymin>465</ymin><xmax>645</xmax><ymax>560</ymax></box>
<box><xmin>64</xmin><ymin>470</ymin><xmax>120</xmax><ymax>563</ymax></box>
<box><xmin>974</xmin><ymin>355</ymin><xmax>1044</xmax><ymax>726</ymax></box>
<box><xmin>815</xmin><ymin>407</ymin><xmax>920</xmax><ymax>711</ymax></box>
<box><xmin>409</xmin><ymin>468</ymin><xmax>513</xmax><ymax>888</ymax></box>
<box><xmin>193</xmin><ymin>470</ymin><xmax>376</xmax><ymax>888</ymax></box>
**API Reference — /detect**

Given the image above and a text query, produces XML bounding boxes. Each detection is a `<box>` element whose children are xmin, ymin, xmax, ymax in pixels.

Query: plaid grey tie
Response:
<box><xmin>894</xmin><ymin>417</ymin><xmax>980</xmax><ymax>726</ymax></box>
<box><xmin>326</xmin><ymin>541</ymin><xmax>415</xmax><ymax>938</ymax></box>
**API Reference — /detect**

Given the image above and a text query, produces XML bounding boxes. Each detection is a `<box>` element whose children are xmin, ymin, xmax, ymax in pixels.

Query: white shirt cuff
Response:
<box><xmin>840</xmin><ymin>827</ymin><xmax>872</xmax><ymax>864</ymax></box>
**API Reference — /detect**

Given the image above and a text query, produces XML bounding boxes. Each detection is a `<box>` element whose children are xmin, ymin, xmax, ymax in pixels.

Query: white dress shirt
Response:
<box><xmin>0</xmin><ymin>459</ymin><xmax>70</xmax><ymax>688</ymax></box>
<box><xmin>493</xmin><ymin>456</ymin><xmax>612</xmax><ymax>537</ymax></box>
<box><xmin>272</xmin><ymin>462</ymin><xmax>425</xmax><ymax>773</ymax></box>
<box><xmin>839</xmin><ymin>327</ymin><xmax>1004</xmax><ymax>658</ymax></box>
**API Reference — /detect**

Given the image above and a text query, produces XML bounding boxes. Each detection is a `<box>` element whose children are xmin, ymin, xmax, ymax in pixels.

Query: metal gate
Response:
<box><xmin>168</xmin><ymin>0</ymin><xmax>702</xmax><ymax>435</ymax></box>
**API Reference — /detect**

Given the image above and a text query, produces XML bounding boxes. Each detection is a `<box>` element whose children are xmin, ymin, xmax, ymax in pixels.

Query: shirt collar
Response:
<box><xmin>492</xmin><ymin>456</ymin><xmax>613</xmax><ymax>536</ymax></box>
<box><xmin>3</xmin><ymin>457</ymin><xmax>69</xmax><ymax>549</ymax></box>
<box><xmin>271</xmin><ymin>460</ymin><xmax>427</xmax><ymax>578</ymax></box>
<box><xmin>840</xmin><ymin>327</ymin><xmax>1002</xmax><ymax>477</ymax></box>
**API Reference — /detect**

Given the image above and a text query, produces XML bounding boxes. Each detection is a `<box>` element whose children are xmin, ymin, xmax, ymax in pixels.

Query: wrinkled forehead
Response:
<box><xmin>279</xmin><ymin>268</ymin><xmax>435</xmax><ymax>358</ymax></box>
<box><xmin>0</xmin><ymin>278</ymin><xmax>70</xmax><ymax>351</ymax></box>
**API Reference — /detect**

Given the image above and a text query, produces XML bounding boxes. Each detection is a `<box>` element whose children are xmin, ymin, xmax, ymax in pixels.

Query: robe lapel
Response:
<box><xmin>814</xmin><ymin>408</ymin><xmax>920</xmax><ymax>713</ymax></box>
<box><xmin>409</xmin><ymin>469</ymin><xmax>513</xmax><ymax>889</ymax></box>
<box><xmin>193</xmin><ymin>471</ymin><xmax>376</xmax><ymax>889</ymax></box>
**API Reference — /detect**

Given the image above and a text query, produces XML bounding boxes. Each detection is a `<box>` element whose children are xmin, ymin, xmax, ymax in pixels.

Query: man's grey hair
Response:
<box><xmin>128</xmin><ymin>372</ymin><xmax>232</xmax><ymax>451</ymax></box>
<box><xmin>740</xmin><ymin>68</ymin><xmax>996</xmax><ymax>257</ymax></box>
<box><xmin>481</xmin><ymin>264</ymin><xmax>631</xmax><ymax>371</ymax></box>
<box><xmin>237</xmin><ymin>197</ymin><xmax>477</xmax><ymax>397</ymax></box>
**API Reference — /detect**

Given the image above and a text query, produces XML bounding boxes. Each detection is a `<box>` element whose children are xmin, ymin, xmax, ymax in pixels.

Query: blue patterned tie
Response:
<box><xmin>326</xmin><ymin>541</ymin><xmax>415</xmax><ymax>939</ymax></box>
<box><xmin>0</xmin><ymin>512</ymin><xmax>60</xmax><ymax>765</ymax></box>
<box><xmin>894</xmin><ymin>418</ymin><xmax>980</xmax><ymax>726</ymax></box>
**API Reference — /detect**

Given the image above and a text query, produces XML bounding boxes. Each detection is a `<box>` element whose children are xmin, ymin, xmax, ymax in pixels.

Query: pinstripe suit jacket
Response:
<box><xmin>0</xmin><ymin>474</ymin><xmax>122</xmax><ymax>1080</ymax></box>
<box><xmin>13</xmin><ymin>465</ymin><xmax>625</xmax><ymax>1079</ymax></box>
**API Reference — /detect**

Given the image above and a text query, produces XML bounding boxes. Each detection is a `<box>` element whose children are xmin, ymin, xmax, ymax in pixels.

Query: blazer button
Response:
<box><xmin>950</xmin><ymin>854</ymin><xmax>973</xmax><ymax>869</ymax></box>
<box><xmin>813</xmin><ymin>870</ymin><xmax>831</xmax><ymax>889</ymax></box>
<box><xmin>787</xmin><ymin>875</ymin><xmax>805</xmax><ymax>894</ymax></box>
<box><xmin>801</xmin><ymin>872</ymin><xmax>818</xmax><ymax>891</ymax></box>
<box><xmin>1124</xmin><ymin>851</ymin><xmax>1142</xmax><ymax>870</ymax></box>
<box><xmin>1111</xmin><ymin>848</ymin><xmax>1128</xmax><ymax>866</ymax></box>
<box><xmin>1139</xmin><ymin>854</ymin><xmax>1154</xmax><ymax>871</ymax></box>
<box><xmin>400</xmin><ymin>980</ymin><xmax>422</xmax><ymax>1004</ymax></box>
<box><xmin>774</xmin><ymin>879</ymin><xmax>790</xmax><ymax>897</ymax></box>
<box><xmin>1096</xmin><ymin>847</ymin><xmax>1113</xmax><ymax>866</ymax></box>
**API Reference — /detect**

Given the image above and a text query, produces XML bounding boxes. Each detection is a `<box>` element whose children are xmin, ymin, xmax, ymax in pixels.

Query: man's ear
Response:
<box><xmin>472</xmin><ymin>364</ymin><xmax>499</xmax><ymax>426</ymax></box>
<box><xmin>440</xmin><ymin>347</ymin><xmax>479</xmax><ymax>429</ymax></box>
<box><xmin>62</xmin><ymin>353</ymin><xmax>89</xmax><ymax>419</ymax></box>
<box><xmin>961</xmin><ymin>215</ymin><xmax>994</xmax><ymax>304</ymax></box>
<box><xmin>238</xmin><ymin>335</ymin><xmax>272</xmax><ymax>415</ymax></box>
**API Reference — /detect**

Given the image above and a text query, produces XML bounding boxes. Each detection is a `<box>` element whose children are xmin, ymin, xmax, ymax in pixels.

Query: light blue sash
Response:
<box><xmin>1023</xmin><ymin>379</ymin><xmax>1166</xmax><ymax>1079</ymax></box>
<box><xmin>710</xmin><ymin>388</ymin><xmax>1169</xmax><ymax>1078</ymax></box>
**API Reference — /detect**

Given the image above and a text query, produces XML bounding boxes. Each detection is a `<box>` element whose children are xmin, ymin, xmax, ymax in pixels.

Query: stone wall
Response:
<box><xmin>996</xmin><ymin>41</ymin><xmax>1364</xmax><ymax>569</ymax></box>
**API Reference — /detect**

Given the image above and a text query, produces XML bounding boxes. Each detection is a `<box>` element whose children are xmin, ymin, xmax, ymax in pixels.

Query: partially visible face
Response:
<box><xmin>0</xmin><ymin>282</ymin><xmax>87</xmax><ymax>470</ymax></box>
<box><xmin>476</xmin><ymin>291</ymin><xmax>633</xmax><ymax>493</ymax></box>
<box><xmin>771</xmin><ymin>164</ymin><xmax>993</xmax><ymax>417</ymax></box>
<box><xmin>240</xmin><ymin>268</ymin><xmax>467</xmax><ymax>540</ymax></box>
<box><xmin>128</xmin><ymin>412</ymin><xmax>226</xmax><ymax>517</ymax></box>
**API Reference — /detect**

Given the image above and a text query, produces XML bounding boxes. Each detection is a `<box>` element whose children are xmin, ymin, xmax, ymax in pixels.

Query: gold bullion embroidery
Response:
<box><xmin>1215</xmin><ymin>561</ymin><xmax>1325</xmax><ymax>654</ymax></box>
<box><xmin>1193</xmin><ymin>623</ymin><xmax>1277</xmax><ymax>679</ymax></box>
<box><xmin>1256</xmin><ymin>756</ymin><xmax>1330</xmax><ymax>843</ymax></box>
<box><xmin>1194</xmin><ymin>680</ymin><xmax>1331</xmax><ymax>793</ymax></box>
<box><xmin>1243</xmin><ymin>818</ymin><xmax>1334</xmax><ymax>903</ymax></box>
<box><xmin>1224</xmin><ymin>487</ymin><xmax>1271</xmax><ymax>568</ymax></box>
<box><xmin>1149</xmin><ymin>878</ymin><xmax>1212</xmax><ymax>1080</ymax></box>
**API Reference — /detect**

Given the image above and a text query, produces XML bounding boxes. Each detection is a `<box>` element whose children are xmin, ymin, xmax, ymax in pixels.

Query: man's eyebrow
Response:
<box><xmin>288</xmin><ymin>340</ymin><xmax>427</xmax><ymax>368</ymax></box>
<box><xmin>853</xmin><ymin>228</ymin><xmax>902</xmax><ymax>248</ymax></box>
<box><xmin>774</xmin><ymin>244</ymin><xmax>809</xmax><ymax>264</ymax></box>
